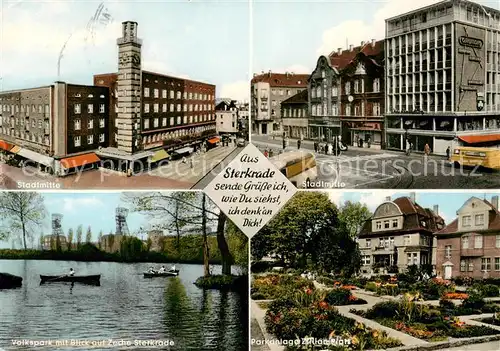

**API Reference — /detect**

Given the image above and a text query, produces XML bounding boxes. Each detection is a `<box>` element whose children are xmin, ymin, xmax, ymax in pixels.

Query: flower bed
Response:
<box><xmin>439</xmin><ymin>294</ymin><xmax>500</xmax><ymax>316</ymax></box>
<box><xmin>443</xmin><ymin>293</ymin><xmax>469</xmax><ymax>300</ymax></box>
<box><xmin>251</xmin><ymin>274</ymin><xmax>315</xmax><ymax>300</ymax></box>
<box><xmin>476</xmin><ymin>313</ymin><xmax>500</xmax><ymax>327</ymax></box>
<box><xmin>351</xmin><ymin>295</ymin><xmax>500</xmax><ymax>342</ymax></box>
<box><xmin>325</xmin><ymin>288</ymin><xmax>367</xmax><ymax>306</ymax></box>
<box><xmin>264</xmin><ymin>290</ymin><xmax>402</xmax><ymax>350</ymax></box>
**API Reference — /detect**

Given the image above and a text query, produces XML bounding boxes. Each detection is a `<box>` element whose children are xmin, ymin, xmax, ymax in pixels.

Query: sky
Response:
<box><xmin>0</xmin><ymin>0</ymin><xmax>250</xmax><ymax>101</ymax></box>
<box><xmin>253</xmin><ymin>0</ymin><xmax>500</xmax><ymax>75</ymax></box>
<box><xmin>326</xmin><ymin>190</ymin><xmax>500</xmax><ymax>227</ymax></box>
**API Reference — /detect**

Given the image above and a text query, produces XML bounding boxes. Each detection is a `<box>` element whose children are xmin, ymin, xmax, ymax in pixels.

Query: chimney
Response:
<box><xmin>349</xmin><ymin>44</ymin><xmax>354</xmax><ymax>51</ymax></box>
<box><xmin>433</xmin><ymin>205</ymin><xmax>439</xmax><ymax>215</ymax></box>
<box><xmin>337</xmin><ymin>47</ymin><xmax>342</xmax><ymax>55</ymax></box>
<box><xmin>268</xmin><ymin>70</ymin><xmax>272</xmax><ymax>77</ymax></box>
<box><xmin>371</xmin><ymin>39</ymin><xmax>376</xmax><ymax>46</ymax></box>
<box><xmin>410</xmin><ymin>192</ymin><xmax>416</xmax><ymax>203</ymax></box>
<box><xmin>253</xmin><ymin>73</ymin><xmax>257</xmax><ymax>77</ymax></box>
<box><xmin>385</xmin><ymin>196</ymin><xmax>391</xmax><ymax>201</ymax></box>
<box><xmin>361</xmin><ymin>41</ymin><xmax>365</xmax><ymax>46</ymax></box>
<box><xmin>492</xmin><ymin>195</ymin><xmax>499</xmax><ymax>210</ymax></box>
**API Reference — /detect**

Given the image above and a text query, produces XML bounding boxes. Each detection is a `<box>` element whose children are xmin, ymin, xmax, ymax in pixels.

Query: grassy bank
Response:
<box><xmin>194</xmin><ymin>275</ymin><xmax>248</xmax><ymax>293</ymax></box>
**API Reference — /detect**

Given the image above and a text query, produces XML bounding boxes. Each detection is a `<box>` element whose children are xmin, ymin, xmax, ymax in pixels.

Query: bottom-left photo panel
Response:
<box><xmin>0</xmin><ymin>191</ymin><xmax>249</xmax><ymax>351</ymax></box>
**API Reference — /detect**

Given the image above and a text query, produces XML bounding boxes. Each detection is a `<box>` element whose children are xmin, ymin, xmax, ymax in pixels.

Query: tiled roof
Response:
<box><xmin>251</xmin><ymin>73</ymin><xmax>309</xmax><ymax>87</ymax></box>
<box><xmin>436</xmin><ymin>198</ymin><xmax>500</xmax><ymax>235</ymax></box>
<box><xmin>328</xmin><ymin>40</ymin><xmax>384</xmax><ymax>70</ymax></box>
<box><xmin>281</xmin><ymin>89</ymin><xmax>308</xmax><ymax>105</ymax></box>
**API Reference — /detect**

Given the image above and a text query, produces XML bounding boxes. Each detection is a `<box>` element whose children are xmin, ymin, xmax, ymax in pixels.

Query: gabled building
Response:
<box><xmin>215</xmin><ymin>99</ymin><xmax>238</xmax><ymax>134</ymax></box>
<box><xmin>436</xmin><ymin>195</ymin><xmax>500</xmax><ymax>279</ymax></box>
<box><xmin>358</xmin><ymin>193</ymin><xmax>444</xmax><ymax>275</ymax></box>
<box><xmin>308</xmin><ymin>39</ymin><xmax>385</xmax><ymax>148</ymax></box>
<box><xmin>281</xmin><ymin>89</ymin><xmax>309</xmax><ymax>139</ymax></box>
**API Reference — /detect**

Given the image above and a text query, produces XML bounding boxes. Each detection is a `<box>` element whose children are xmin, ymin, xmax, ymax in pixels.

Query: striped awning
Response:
<box><xmin>208</xmin><ymin>137</ymin><xmax>220</xmax><ymax>144</ymax></box>
<box><xmin>10</xmin><ymin>146</ymin><xmax>21</xmax><ymax>154</ymax></box>
<box><xmin>60</xmin><ymin>153</ymin><xmax>100</xmax><ymax>169</ymax></box>
<box><xmin>0</xmin><ymin>140</ymin><xmax>13</xmax><ymax>151</ymax></box>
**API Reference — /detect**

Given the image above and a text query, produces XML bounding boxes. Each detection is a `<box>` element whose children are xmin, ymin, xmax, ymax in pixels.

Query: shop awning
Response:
<box><xmin>207</xmin><ymin>137</ymin><xmax>220</xmax><ymax>144</ymax></box>
<box><xmin>458</xmin><ymin>134</ymin><xmax>500</xmax><ymax>144</ymax></box>
<box><xmin>10</xmin><ymin>145</ymin><xmax>21</xmax><ymax>154</ymax></box>
<box><xmin>173</xmin><ymin>147</ymin><xmax>194</xmax><ymax>155</ymax></box>
<box><xmin>60</xmin><ymin>153</ymin><xmax>100</xmax><ymax>169</ymax></box>
<box><xmin>150</xmin><ymin>149</ymin><xmax>170</xmax><ymax>162</ymax></box>
<box><xmin>0</xmin><ymin>140</ymin><xmax>13</xmax><ymax>151</ymax></box>
<box><xmin>17</xmin><ymin>148</ymin><xmax>54</xmax><ymax>167</ymax></box>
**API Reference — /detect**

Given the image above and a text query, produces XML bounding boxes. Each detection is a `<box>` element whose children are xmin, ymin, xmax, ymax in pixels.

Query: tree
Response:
<box><xmin>76</xmin><ymin>225</ymin><xmax>83</xmax><ymax>249</ymax></box>
<box><xmin>55</xmin><ymin>234</ymin><xmax>62</xmax><ymax>252</ymax></box>
<box><xmin>108</xmin><ymin>234</ymin><xmax>115</xmax><ymax>253</ymax></box>
<box><xmin>338</xmin><ymin>201</ymin><xmax>372</xmax><ymax>238</ymax></box>
<box><xmin>86</xmin><ymin>226</ymin><xmax>92</xmax><ymax>244</ymax></box>
<box><xmin>123</xmin><ymin>192</ymin><xmax>236</xmax><ymax>276</ymax></box>
<box><xmin>0</xmin><ymin>192</ymin><xmax>46</xmax><ymax>249</ymax></box>
<box><xmin>67</xmin><ymin>228</ymin><xmax>74</xmax><ymax>251</ymax></box>
<box><xmin>97</xmin><ymin>231</ymin><xmax>103</xmax><ymax>250</ymax></box>
<box><xmin>119</xmin><ymin>236</ymin><xmax>145</xmax><ymax>261</ymax></box>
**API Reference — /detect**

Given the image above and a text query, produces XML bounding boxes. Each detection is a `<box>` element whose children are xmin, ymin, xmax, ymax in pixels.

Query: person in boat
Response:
<box><xmin>148</xmin><ymin>266</ymin><xmax>155</xmax><ymax>274</ymax></box>
<box><xmin>158</xmin><ymin>266</ymin><xmax>166</xmax><ymax>273</ymax></box>
<box><xmin>170</xmin><ymin>265</ymin><xmax>176</xmax><ymax>272</ymax></box>
<box><xmin>68</xmin><ymin>268</ymin><xmax>75</xmax><ymax>277</ymax></box>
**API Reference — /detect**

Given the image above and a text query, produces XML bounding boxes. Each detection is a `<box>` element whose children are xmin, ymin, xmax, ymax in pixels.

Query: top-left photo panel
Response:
<box><xmin>0</xmin><ymin>0</ymin><xmax>250</xmax><ymax>190</ymax></box>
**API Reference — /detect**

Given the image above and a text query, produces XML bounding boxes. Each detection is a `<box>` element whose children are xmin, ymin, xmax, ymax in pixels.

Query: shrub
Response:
<box><xmin>462</xmin><ymin>293</ymin><xmax>486</xmax><ymax>310</ymax></box>
<box><xmin>439</xmin><ymin>298</ymin><xmax>455</xmax><ymax>310</ymax></box>
<box><xmin>364</xmin><ymin>301</ymin><xmax>400</xmax><ymax>320</ymax></box>
<box><xmin>325</xmin><ymin>288</ymin><xmax>352</xmax><ymax>305</ymax></box>
<box><xmin>251</xmin><ymin>274</ymin><xmax>314</xmax><ymax>300</ymax></box>
<box><xmin>473</xmin><ymin>284</ymin><xmax>500</xmax><ymax>297</ymax></box>
<box><xmin>448</xmin><ymin>325</ymin><xmax>500</xmax><ymax>338</ymax></box>
<box><xmin>250</xmin><ymin>261</ymin><xmax>274</xmax><ymax>273</ymax></box>
<box><xmin>316</xmin><ymin>276</ymin><xmax>336</xmax><ymax>286</ymax></box>
<box><xmin>365</xmin><ymin>281</ymin><xmax>378</xmax><ymax>292</ymax></box>
<box><xmin>194</xmin><ymin>275</ymin><xmax>247</xmax><ymax>292</ymax></box>
<box><xmin>482</xmin><ymin>304</ymin><xmax>500</xmax><ymax>313</ymax></box>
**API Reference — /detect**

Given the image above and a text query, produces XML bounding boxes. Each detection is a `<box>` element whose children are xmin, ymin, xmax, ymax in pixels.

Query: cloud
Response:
<box><xmin>356</xmin><ymin>191</ymin><xmax>402</xmax><ymax>211</ymax></box>
<box><xmin>218</xmin><ymin>80</ymin><xmax>249</xmax><ymax>102</ymax></box>
<box><xmin>60</xmin><ymin>197</ymin><xmax>105</xmax><ymax>213</ymax></box>
<box><xmin>316</xmin><ymin>0</ymin><xmax>493</xmax><ymax>55</ymax></box>
<box><xmin>326</xmin><ymin>190</ymin><xmax>344</xmax><ymax>206</ymax></box>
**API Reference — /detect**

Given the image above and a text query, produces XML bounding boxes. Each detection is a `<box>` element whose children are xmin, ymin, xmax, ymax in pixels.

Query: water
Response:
<box><xmin>0</xmin><ymin>260</ymin><xmax>248</xmax><ymax>351</ymax></box>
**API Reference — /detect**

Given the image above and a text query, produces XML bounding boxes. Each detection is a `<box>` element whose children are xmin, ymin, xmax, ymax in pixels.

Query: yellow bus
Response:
<box><xmin>451</xmin><ymin>146</ymin><xmax>500</xmax><ymax>169</ymax></box>
<box><xmin>269</xmin><ymin>151</ymin><xmax>318</xmax><ymax>188</ymax></box>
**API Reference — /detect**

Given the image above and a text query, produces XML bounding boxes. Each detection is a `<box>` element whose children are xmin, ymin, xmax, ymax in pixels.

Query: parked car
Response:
<box><xmin>236</xmin><ymin>138</ymin><xmax>246</xmax><ymax>147</ymax></box>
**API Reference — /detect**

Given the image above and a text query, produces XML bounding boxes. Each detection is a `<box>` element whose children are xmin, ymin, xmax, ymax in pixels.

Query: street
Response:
<box><xmin>252</xmin><ymin>135</ymin><xmax>500</xmax><ymax>189</ymax></box>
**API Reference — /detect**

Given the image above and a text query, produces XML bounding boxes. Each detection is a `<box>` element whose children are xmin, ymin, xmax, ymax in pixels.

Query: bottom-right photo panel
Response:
<box><xmin>250</xmin><ymin>191</ymin><xmax>500</xmax><ymax>351</ymax></box>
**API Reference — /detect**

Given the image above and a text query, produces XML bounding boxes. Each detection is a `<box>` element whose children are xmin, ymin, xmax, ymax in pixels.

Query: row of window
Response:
<box><xmin>460</xmin><ymin>257</ymin><xmax>500</xmax><ymax>272</ymax></box>
<box><xmin>143</xmin><ymin>114</ymin><xmax>214</xmax><ymax>130</ymax></box>
<box><xmin>2</xmin><ymin>104</ymin><xmax>49</xmax><ymax>115</ymax></box>
<box><xmin>73</xmin><ymin>104</ymin><xmax>106</xmax><ymax>114</ymax></box>
<box><xmin>143</xmin><ymin>103</ymin><xmax>213</xmax><ymax>113</ymax></box>
<box><xmin>140</xmin><ymin>125</ymin><xmax>214</xmax><ymax>145</ymax></box>
<box><xmin>283</xmin><ymin>107</ymin><xmax>307</xmax><ymax>118</ymax></box>
<box><xmin>73</xmin><ymin>134</ymin><xmax>105</xmax><ymax>147</ymax></box>
<box><xmin>73</xmin><ymin>118</ymin><xmax>106</xmax><ymax>130</ymax></box>
<box><xmin>310</xmin><ymin>79</ymin><xmax>382</xmax><ymax>99</ymax></box>
<box><xmin>1</xmin><ymin>117</ymin><xmax>48</xmax><ymax>129</ymax></box>
<box><xmin>1</xmin><ymin>128</ymin><xmax>49</xmax><ymax>144</ymax></box>
<box><xmin>461</xmin><ymin>214</ymin><xmax>485</xmax><ymax>227</ymax></box>
<box><xmin>364</xmin><ymin>235</ymin><xmax>431</xmax><ymax>248</ymax></box>
<box><xmin>144</xmin><ymin>87</ymin><xmax>213</xmax><ymax>101</ymax></box>
<box><xmin>460</xmin><ymin>234</ymin><xmax>500</xmax><ymax>249</ymax></box>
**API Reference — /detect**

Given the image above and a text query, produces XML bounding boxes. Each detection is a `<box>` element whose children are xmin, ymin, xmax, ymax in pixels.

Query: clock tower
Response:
<box><xmin>116</xmin><ymin>21</ymin><xmax>142</xmax><ymax>154</ymax></box>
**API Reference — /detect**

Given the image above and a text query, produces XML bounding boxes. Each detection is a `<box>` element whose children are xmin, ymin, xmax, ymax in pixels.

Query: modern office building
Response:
<box><xmin>436</xmin><ymin>195</ymin><xmax>500</xmax><ymax>279</ymax></box>
<box><xmin>358</xmin><ymin>193</ymin><xmax>444</xmax><ymax>275</ymax></box>
<box><xmin>385</xmin><ymin>0</ymin><xmax>500</xmax><ymax>154</ymax></box>
<box><xmin>251</xmin><ymin>72</ymin><xmax>308</xmax><ymax>135</ymax></box>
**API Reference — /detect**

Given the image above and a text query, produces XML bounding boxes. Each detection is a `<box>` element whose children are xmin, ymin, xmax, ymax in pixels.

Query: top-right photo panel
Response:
<box><xmin>251</xmin><ymin>0</ymin><xmax>500</xmax><ymax>190</ymax></box>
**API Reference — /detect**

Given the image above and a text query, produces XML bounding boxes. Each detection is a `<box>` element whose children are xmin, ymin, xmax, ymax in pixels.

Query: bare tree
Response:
<box><xmin>0</xmin><ymin>192</ymin><xmax>47</xmax><ymax>249</ymax></box>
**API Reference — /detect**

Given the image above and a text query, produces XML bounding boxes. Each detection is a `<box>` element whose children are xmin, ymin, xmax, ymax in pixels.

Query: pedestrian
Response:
<box><xmin>263</xmin><ymin>149</ymin><xmax>269</xmax><ymax>158</ymax></box>
<box><xmin>190</xmin><ymin>158</ymin><xmax>194</xmax><ymax>169</ymax></box>
<box><xmin>297</xmin><ymin>139</ymin><xmax>301</xmax><ymax>149</ymax></box>
<box><xmin>182</xmin><ymin>157</ymin><xmax>187</xmax><ymax>164</ymax></box>
<box><xmin>282</xmin><ymin>139</ymin><xmax>286</xmax><ymax>150</ymax></box>
<box><xmin>313</xmin><ymin>142</ymin><xmax>318</xmax><ymax>153</ymax></box>
<box><xmin>405</xmin><ymin>139</ymin><xmax>411</xmax><ymax>156</ymax></box>
<box><xmin>446</xmin><ymin>146</ymin><xmax>451</xmax><ymax>161</ymax></box>
<box><xmin>424</xmin><ymin>143</ymin><xmax>431</xmax><ymax>162</ymax></box>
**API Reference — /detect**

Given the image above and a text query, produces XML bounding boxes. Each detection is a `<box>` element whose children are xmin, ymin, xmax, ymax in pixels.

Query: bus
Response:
<box><xmin>269</xmin><ymin>151</ymin><xmax>318</xmax><ymax>188</ymax></box>
<box><xmin>451</xmin><ymin>146</ymin><xmax>500</xmax><ymax>169</ymax></box>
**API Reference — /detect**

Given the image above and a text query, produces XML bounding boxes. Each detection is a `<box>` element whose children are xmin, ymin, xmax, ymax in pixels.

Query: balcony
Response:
<box><xmin>461</xmin><ymin>248</ymin><xmax>484</xmax><ymax>257</ymax></box>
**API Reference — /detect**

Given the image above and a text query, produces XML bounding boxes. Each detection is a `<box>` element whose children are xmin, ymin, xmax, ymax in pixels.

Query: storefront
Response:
<box><xmin>56</xmin><ymin>152</ymin><xmax>101</xmax><ymax>176</ymax></box>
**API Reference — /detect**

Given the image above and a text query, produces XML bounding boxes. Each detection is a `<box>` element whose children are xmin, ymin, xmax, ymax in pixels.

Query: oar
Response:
<box><xmin>44</xmin><ymin>275</ymin><xmax>67</xmax><ymax>282</ymax></box>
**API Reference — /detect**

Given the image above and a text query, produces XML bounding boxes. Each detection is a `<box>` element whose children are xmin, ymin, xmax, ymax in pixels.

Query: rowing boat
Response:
<box><xmin>143</xmin><ymin>271</ymin><xmax>178</xmax><ymax>278</ymax></box>
<box><xmin>40</xmin><ymin>274</ymin><xmax>101</xmax><ymax>284</ymax></box>
<box><xmin>0</xmin><ymin>273</ymin><xmax>22</xmax><ymax>289</ymax></box>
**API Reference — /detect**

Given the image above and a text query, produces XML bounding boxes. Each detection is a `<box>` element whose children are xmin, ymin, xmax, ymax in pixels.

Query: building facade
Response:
<box><xmin>94</xmin><ymin>22</ymin><xmax>217</xmax><ymax>171</ymax></box>
<box><xmin>436</xmin><ymin>195</ymin><xmax>500</xmax><ymax>279</ymax></box>
<box><xmin>251</xmin><ymin>72</ymin><xmax>308</xmax><ymax>135</ymax></box>
<box><xmin>358</xmin><ymin>193</ymin><xmax>444</xmax><ymax>275</ymax></box>
<box><xmin>215</xmin><ymin>99</ymin><xmax>238</xmax><ymax>134</ymax></box>
<box><xmin>308</xmin><ymin>40</ymin><xmax>385</xmax><ymax>148</ymax></box>
<box><xmin>41</xmin><ymin>235</ymin><xmax>68</xmax><ymax>250</ymax></box>
<box><xmin>0</xmin><ymin>83</ymin><xmax>109</xmax><ymax>175</ymax></box>
<box><xmin>281</xmin><ymin>90</ymin><xmax>309</xmax><ymax>139</ymax></box>
<box><xmin>385</xmin><ymin>0</ymin><xmax>500</xmax><ymax>155</ymax></box>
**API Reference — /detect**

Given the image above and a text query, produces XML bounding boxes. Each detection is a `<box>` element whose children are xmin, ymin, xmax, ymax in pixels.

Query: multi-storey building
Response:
<box><xmin>251</xmin><ymin>72</ymin><xmax>308</xmax><ymax>136</ymax></box>
<box><xmin>385</xmin><ymin>0</ymin><xmax>500</xmax><ymax>155</ymax></box>
<box><xmin>436</xmin><ymin>195</ymin><xmax>500</xmax><ymax>279</ymax></box>
<box><xmin>0</xmin><ymin>83</ymin><xmax>109</xmax><ymax>175</ymax></box>
<box><xmin>281</xmin><ymin>90</ymin><xmax>309</xmax><ymax>139</ymax></box>
<box><xmin>358</xmin><ymin>193</ymin><xmax>444</xmax><ymax>275</ymax></box>
<box><xmin>308</xmin><ymin>40</ymin><xmax>385</xmax><ymax>148</ymax></box>
<box><xmin>41</xmin><ymin>234</ymin><xmax>68</xmax><ymax>250</ymax></box>
<box><xmin>94</xmin><ymin>21</ymin><xmax>217</xmax><ymax>172</ymax></box>
<box><xmin>215</xmin><ymin>99</ymin><xmax>238</xmax><ymax>134</ymax></box>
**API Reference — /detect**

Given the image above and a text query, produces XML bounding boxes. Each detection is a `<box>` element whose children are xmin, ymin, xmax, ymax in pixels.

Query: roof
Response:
<box><xmin>437</xmin><ymin>197</ymin><xmax>500</xmax><ymax>235</ymax></box>
<box><xmin>359</xmin><ymin>196</ymin><xmax>444</xmax><ymax>237</ymax></box>
<box><xmin>251</xmin><ymin>73</ymin><xmax>309</xmax><ymax>87</ymax></box>
<box><xmin>281</xmin><ymin>89</ymin><xmax>308</xmax><ymax>105</ymax></box>
<box><xmin>328</xmin><ymin>40</ymin><xmax>384</xmax><ymax>70</ymax></box>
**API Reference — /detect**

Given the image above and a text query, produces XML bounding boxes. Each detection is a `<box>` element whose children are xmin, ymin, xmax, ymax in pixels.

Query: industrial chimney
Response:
<box><xmin>492</xmin><ymin>195</ymin><xmax>499</xmax><ymax>210</ymax></box>
<box><xmin>410</xmin><ymin>192</ymin><xmax>416</xmax><ymax>203</ymax></box>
